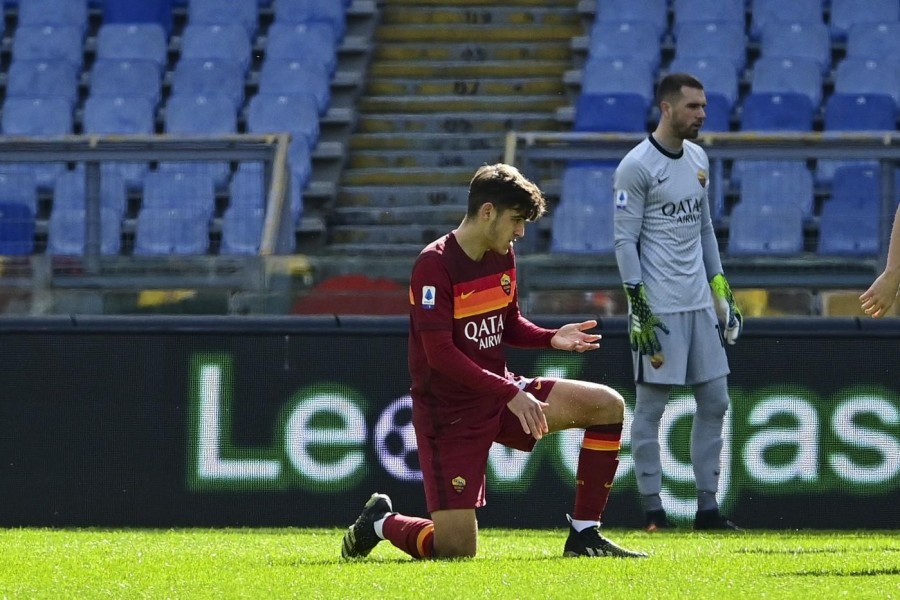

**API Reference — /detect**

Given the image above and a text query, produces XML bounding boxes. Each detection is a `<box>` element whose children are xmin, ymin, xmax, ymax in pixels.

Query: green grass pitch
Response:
<box><xmin>0</xmin><ymin>528</ymin><xmax>897</xmax><ymax>599</ymax></box>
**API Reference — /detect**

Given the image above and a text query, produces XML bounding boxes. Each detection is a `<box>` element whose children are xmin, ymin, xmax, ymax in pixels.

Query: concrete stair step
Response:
<box><xmin>348</xmin><ymin>148</ymin><xmax>503</xmax><ymax>169</ymax></box>
<box><xmin>373</xmin><ymin>42</ymin><xmax>571</xmax><ymax>62</ymax></box>
<box><xmin>358</xmin><ymin>95</ymin><xmax>567</xmax><ymax>113</ymax></box>
<box><xmin>342</xmin><ymin>167</ymin><xmax>474</xmax><ymax>186</ymax></box>
<box><xmin>324</xmin><ymin>242</ymin><xmax>425</xmax><ymax>256</ymax></box>
<box><xmin>379</xmin><ymin>6</ymin><xmax>579</xmax><ymax>26</ymax></box>
<box><xmin>375</xmin><ymin>24</ymin><xmax>581</xmax><ymax>43</ymax></box>
<box><xmin>333</xmin><ymin>205</ymin><xmax>465</xmax><ymax>226</ymax></box>
<box><xmin>355</xmin><ymin>112</ymin><xmax>560</xmax><ymax>133</ymax></box>
<box><xmin>349</xmin><ymin>132</ymin><xmax>506</xmax><ymax>151</ymax></box>
<box><xmin>331</xmin><ymin>224</ymin><xmax>448</xmax><ymax>245</ymax></box>
<box><xmin>366</xmin><ymin>77</ymin><xmax>565</xmax><ymax>96</ymax></box>
<box><xmin>339</xmin><ymin>185</ymin><xmax>467</xmax><ymax>208</ymax></box>
<box><xmin>369</xmin><ymin>60</ymin><xmax>570</xmax><ymax>78</ymax></box>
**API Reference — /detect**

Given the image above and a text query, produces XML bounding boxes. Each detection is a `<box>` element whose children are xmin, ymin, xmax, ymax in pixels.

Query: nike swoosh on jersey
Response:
<box><xmin>460</xmin><ymin>290</ymin><xmax>475</xmax><ymax>299</ymax></box>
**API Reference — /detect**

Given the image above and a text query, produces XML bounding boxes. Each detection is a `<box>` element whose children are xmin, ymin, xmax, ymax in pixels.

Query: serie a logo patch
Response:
<box><xmin>422</xmin><ymin>286</ymin><xmax>436</xmax><ymax>309</ymax></box>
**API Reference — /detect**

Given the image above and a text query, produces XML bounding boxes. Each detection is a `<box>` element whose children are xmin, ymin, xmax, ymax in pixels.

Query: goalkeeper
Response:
<box><xmin>613</xmin><ymin>73</ymin><xmax>741</xmax><ymax>532</ymax></box>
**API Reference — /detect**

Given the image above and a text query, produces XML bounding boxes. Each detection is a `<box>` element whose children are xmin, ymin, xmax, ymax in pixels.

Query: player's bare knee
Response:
<box><xmin>434</xmin><ymin>538</ymin><xmax>477</xmax><ymax>559</ymax></box>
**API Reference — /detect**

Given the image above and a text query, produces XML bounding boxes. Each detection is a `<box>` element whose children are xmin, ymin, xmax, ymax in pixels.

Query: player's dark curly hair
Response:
<box><xmin>466</xmin><ymin>163</ymin><xmax>547</xmax><ymax>221</ymax></box>
<box><xmin>656</xmin><ymin>72</ymin><xmax>704</xmax><ymax>106</ymax></box>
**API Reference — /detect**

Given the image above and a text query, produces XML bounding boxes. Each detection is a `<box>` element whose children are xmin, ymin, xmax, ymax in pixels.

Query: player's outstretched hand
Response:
<box><xmin>860</xmin><ymin>269</ymin><xmax>900</xmax><ymax>318</ymax></box>
<box><xmin>710</xmin><ymin>274</ymin><xmax>742</xmax><ymax>344</ymax></box>
<box><xmin>507</xmin><ymin>390</ymin><xmax>549</xmax><ymax>441</ymax></box>
<box><xmin>624</xmin><ymin>283</ymin><xmax>669</xmax><ymax>357</ymax></box>
<box><xmin>551</xmin><ymin>320</ymin><xmax>601</xmax><ymax>352</ymax></box>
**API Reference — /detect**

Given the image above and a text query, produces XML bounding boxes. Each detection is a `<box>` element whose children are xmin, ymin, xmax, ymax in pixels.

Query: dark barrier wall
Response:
<box><xmin>0</xmin><ymin>316</ymin><xmax>897</xmax><ymax>529</ymax></box>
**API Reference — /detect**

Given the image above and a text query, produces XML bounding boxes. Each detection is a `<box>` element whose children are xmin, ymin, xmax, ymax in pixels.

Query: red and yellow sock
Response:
<box><xmin>572</xmin><ymin>423</ymin><xmax>622</xmax><ymax>522</ymax></box>
<box><xmin>382</xmin><ymin>514</ymin><xmax>434</xmax><ymax>560</ymax></box>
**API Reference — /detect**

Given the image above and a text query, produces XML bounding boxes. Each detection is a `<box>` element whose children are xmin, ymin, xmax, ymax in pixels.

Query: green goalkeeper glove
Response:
<box><xmin>624</xmin><ymin>283</ymin><xmax>669</xmax><ymax>362</ymax></box>
<box><xmin>710</xmin><ymin>273</ymin><xmax>742</xmax><ymax>345</ymax></box>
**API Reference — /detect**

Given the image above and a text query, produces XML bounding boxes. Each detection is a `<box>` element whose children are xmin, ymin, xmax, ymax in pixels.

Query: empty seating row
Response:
<box><xmin>550</xmin><ymin>163</ymin><xmax>893</xmax><ymax>258</ymax></box>
<box><xmin>592</xmin><ymin>0</ymin><xmax>900</xmax><ymax>40</ymax></box>
<box><xmin>0</xmin><ymin>167</ymin><xmax>280</xmax><ymax>255</ymax></box>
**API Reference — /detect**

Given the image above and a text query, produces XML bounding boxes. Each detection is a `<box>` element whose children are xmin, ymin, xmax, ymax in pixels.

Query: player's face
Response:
<box><xmin>669</xmin><ymin>86</ymin><xmax>707</xmax><ymax>140</ymax></box>
<box><xmin>486</xmin><ymin>207</ymin><xmax>527</xmax><ymax>254</ymax></box>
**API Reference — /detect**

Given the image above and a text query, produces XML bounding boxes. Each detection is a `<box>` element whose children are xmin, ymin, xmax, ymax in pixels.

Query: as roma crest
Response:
<box><xmin>500</xmin><ymin>273</ymin><xmax>511</xmax><ymax>295</ymax></box>
<box><xmin>697</xmin><ymin>169</ymin><xmax>708</xmax><ymax>188</ymax></box>
<box><xmin>452</xmin><ymin>476</ymin><xmax>466</xmax><ymax>493</ymax></box>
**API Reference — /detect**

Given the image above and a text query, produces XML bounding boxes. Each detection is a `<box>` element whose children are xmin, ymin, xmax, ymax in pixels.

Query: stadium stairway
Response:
<box><xmin>328</xmin><ymin>0</ymin><xmax>581</xmax><ymax>255</ymax></box>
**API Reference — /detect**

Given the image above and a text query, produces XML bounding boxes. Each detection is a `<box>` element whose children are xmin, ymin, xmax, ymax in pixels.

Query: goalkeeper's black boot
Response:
<box><xmin>563</xmin><ymin>515</ymin><xmax>648</xmax><ymax>558</ymax></box>
<box><xmin>694</xmin><ymin>509</ymin><xmax>742</xmax><ymax>531</ymax></box>
<box><xmin>341</xmin><ymin>493</ymin><xmax>394</xmax><ymax>559</ymax></box>
<box><xmin>645</xmin><ymin>509</ymin><xmax>677</xmax><ymax>532</ymax></box>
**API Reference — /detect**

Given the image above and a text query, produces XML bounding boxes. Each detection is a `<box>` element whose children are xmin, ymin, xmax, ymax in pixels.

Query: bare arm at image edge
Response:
<box><xmin>860</xmin><ymin>204</ymin><xmax>900</xmax><ymax>318</ymax></box>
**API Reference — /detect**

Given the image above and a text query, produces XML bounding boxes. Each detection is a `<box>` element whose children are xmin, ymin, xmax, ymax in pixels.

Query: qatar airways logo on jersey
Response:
<box><xmin>464</xmin><ymin>315</ymin><xmax>505</xmax><ymax>350</ymax></box>
<box><xmin>661</xmin><ymin>197</ymin><xmax>702</xmax><ymax>224</ymax></box>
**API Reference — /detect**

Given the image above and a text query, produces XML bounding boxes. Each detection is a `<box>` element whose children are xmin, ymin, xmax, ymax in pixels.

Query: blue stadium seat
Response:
<box><xmin>728</xmin><ymin>203</ymin><xmax>804</xmax><ymax>256</ymax></box>
<box><xmin>831</xmin><ymin>164</ymin><xmax>881</xmax><ymax>207</ymax></box>
<box><xmin>672</xmin><ymin>0</ymin><xmax>744</xmax><ymax>35</ymax></box>
<box><xmin>580</xmin><ymin>57</ymin><xmax>656</xmax><ymax>105</ymax></box>
<box><xmin>103</xmin><ymin>0</ymin><xmax>173</xmax><ymax>36</ymax></box>
<box><xmin>750</xmin><ymin>0</ymin><xmax>823</xmax><ymax>39</ymax></box>
<box><xmin>179</xmin><ymin>24</ymin><xmax>252</xmax><ymax>73</ymax></box>
<box><xmin>847</xmin><ymin>22</ymin><xmax>900</xmax><ymax>61</ymax></box>
<box><xmin>83</xmin><ymin>95</ymin><xmax>156</xmax><ymax>136</ymax></box>
<box><xmin>229</xmin><ymin>162</ymin><xmax>266</xmax><ymax>210</ymax></box>
<box><xmin>0</xmin><ymin>171</ymin><xmax>39</xmax><ymax>214</ymax></box>
<box><xmin>47</xmin><ymin>207</ymin><xmax>122</xmax><ymax>255</ymax></box>
<box><xmin>220</xmin><ymin>207</ymin><xmax>265</xmax><ymax>255</ymax></box>
<box><xmin>740</xmin><ymin>92</ymin><xmax>814</xmax><ymax>131</ymax></box>
<box><xmin>702</xmin><ymin>93</ymin><xmax>733</xmax><ymax>132</ymax></box>
<box><xmin>12</xmin><ymin>25</ymin><xmax>84</xmax><ymax>68</ymax></box>
<box><xmin>171</xmin><ymin>59</ymin><xmax>246</xmax><ymax>110</ymax></box>
<box><xmin>588</xmin><ymin>21</ymin><xmax>662</xmax><ymax>71</ymax></box>
<box><xmin>164</xmin><ymin>94</ymin><xmax>237</xmax><ymax>135</ymax></box>
<box><xmin>265</xmin><ymin>22</ymin><xmax>338</xmax><ymax>74</ymax></box>
<box><xmin>90</xmin><ymin>59</ymin><xmax>163</xmax><ymax>105</ymax></box>
<box><xmin>288</xmin><ymin>137</ymin><xmax>312</xmax><ymax>193</ymax></box>
<box><xmin>5</xmin><ymin>60</ymin><xmax>78</xmax><ymax>105</ymax></box>
<box><xmin>760</xmin><ymin>21</ymin><xmax>831</xmax><ymax>74</ymax></box>
<box><xmin>817</xmin><ymin>197</ymin><xmax>880</xmax><ymax>256</ymax></box>
<box><xmin>751</xmin><ymin>57</ymin><xmax>823</xmax><ymax>107</ymax></box>
<box><xmin>82</xmin><ymin>95</ymin><xmax>155</xmax><ymax>190</ymax></box>
<box><xmin>668</xmin><ymin>56</ymin><xmax>739</xmax><ymax>106</ymax></box>
<box><xmin>573</xmin><ymin>93</ymin><xmax>648</xmax><ymax>132</ymax></box>
<box><xmin>594</xmin><ymin>0</ymin><xmax>668</xmax><ymax>39</ymax></box>
<box><xmin>188</xmin><ymin>0</ymin><xmax>259</xmax><ymax>37</ymax></box>
<box><xmin>160</xmin><ymin>95</ymin><xmax>237</xmax><ymax>187</ymax></box>
<box><xmin>1</xmin><ymin>96</ymin><xmax>71</xmax><ymax>189</ymax></box>
<box><xmin>258</xmin><ymin>58</ymin><xmax>331</xmax><ymax>115</ymax></box>
<box><xmin>824</xmin><ymin>93</ymin><xmax>896</xmax><ymax>130</ymax></box>
<box><xmin>551</xmin><ymin>166</ymin><xmax>616</xmax><ymax>254</ymax></box>
<box><xmin>17</xmin><ymin>0</ymin><xmax>87</xmax><ymax>31</ymax></box>
<box><xmin>674</xmin><ymin>21</ymin><xmax>747</xmax><ymax>72</ymax></box>
<box><xmin>246</xmin><ymin>93</ymin><xmax>320</xmax><ymax>149</ymax></box>
<box><xmin>830</xmin><ymin>0</ymin><xmax>900</xmax><ymax>40</ymax></box>
<box><xmin>0</xmin><ymin>202</ymin><xmax>35</xmax><ymax>255</ymax></box>
<box><xmin>1</xmin><ymin>96</ymin><xmax>72</xmax><ymax>134</ymax></box>
<box><xmin>134</xmin><ymin>207</ymin><xmax>210</xmax><ymax>255</ymax></box>
<box><xmin>141</xmin><ymin>171</ymin><xmax>216</xmax><ymax>219</ymax></box>
<box><xmin>274</xmin><ymin>0</ymin><xmax>347</xmax><ymax>41</ymax></box>
<box><xmin>834</xmin><ymin>58</ymin><xmax>900</xmax><ymax>108</ymax></box>
<box><xmin>53</xmin><ymin>169</ymin><xmax>128</xmax><ymax>216</ymax></box>
<box><xmin>95</xmin><ymin>23</ymin><xmax>168</xmax><ymax>73</ymax></box>
<box><xmin>737</xmin><ymin>161</ymin><xmax>815</xmax><ymax>218</ymax></box>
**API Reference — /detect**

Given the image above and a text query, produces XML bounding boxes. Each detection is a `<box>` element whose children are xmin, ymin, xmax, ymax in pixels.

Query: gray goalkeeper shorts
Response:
<box><xmin>631</xmin><ymin>306</ymin><xmax>730</xmax><ymax>386</ymax></box>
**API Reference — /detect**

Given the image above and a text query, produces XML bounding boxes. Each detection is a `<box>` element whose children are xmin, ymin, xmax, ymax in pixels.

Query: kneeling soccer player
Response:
<box><xmin>341</xmin><ymin>163</ymin><xmax>646</xmax><ymax>560</ymax></box>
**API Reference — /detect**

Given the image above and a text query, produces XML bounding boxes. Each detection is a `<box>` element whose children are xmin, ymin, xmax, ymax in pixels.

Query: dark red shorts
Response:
<box><xmin>416</xmin><ymin>377</ymin><xmax>556</xmax><ymax>513</ymax></box>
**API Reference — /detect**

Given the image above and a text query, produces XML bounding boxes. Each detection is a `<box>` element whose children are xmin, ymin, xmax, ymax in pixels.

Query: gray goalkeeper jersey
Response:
<box><xmin>614</xmin><ymin>135</ymin><xmax>723</xmax><ymax>314</ymax></box>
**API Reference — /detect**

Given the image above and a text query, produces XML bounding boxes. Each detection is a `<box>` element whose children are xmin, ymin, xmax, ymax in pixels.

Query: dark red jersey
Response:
<box><xmin>408</xmin><ymin>232</ymin><xmax>555</xmax><ymax>438</ymax></box>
